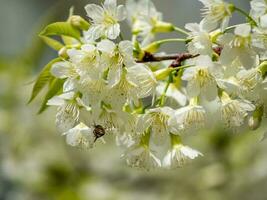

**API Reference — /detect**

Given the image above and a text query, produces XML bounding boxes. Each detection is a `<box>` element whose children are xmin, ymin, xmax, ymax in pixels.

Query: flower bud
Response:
<box><xmin>154</xmin><ymin>68</ymin><xmax>174</xmax><ymax>81</ymax></box>
<box><xmin>248</xmin><ymin>105</ymin><xmax>264</xmax><ymax>130</ymax></box>
<box><xmin>58</xmin><ymin>47</ymin><xmax>69</xmax><ymax>59</ymax></box>
<box><xmin>153</xmin><ymin>21</ymin><xmax>174</xmax><ymax>33</ymax></box>
<box><xmin>70</xmin><ymin>15</ymin><xmax>90</xmax><ymax>30</ymax></box>
<box><xmin>258</xmin><ymin>61</ymin><xmax>267</xmax><ymax>77</ymax></box>
<box><xmin>143</xmin><ymin>42</ymin><xmax>160</xmax><ymax>53</ymax></box>
<box><xmin>248</xmin><ymin>116</ymin><xmax>261</xmax><ymax>130</ymax></box>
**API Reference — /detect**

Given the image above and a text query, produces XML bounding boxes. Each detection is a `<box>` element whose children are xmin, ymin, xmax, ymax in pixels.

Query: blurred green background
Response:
<box><xmin>1</xmin><ymin>0</ymin><xmax>267</xmax><ymax>200</ymax></box>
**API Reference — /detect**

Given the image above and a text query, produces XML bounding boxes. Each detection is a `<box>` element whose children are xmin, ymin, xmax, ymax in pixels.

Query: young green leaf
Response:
<box><xmin>40</xmin><ymin>22</ymin><xmax>81</xmax><ymax>41</ymax></box>
<box><xmin>38</xmin><ymin>78</ymin><xmax>65</xmax><ymax>114</ymax></box>
<box><xmin>28</xmin><ymin>58</ymin><xmax>62</xmax><ymax>104</ymax></box>
<box><xmin>40</xmin><ymin>36</ymin><xmax>64</xmax><ymax>51</ymax></box>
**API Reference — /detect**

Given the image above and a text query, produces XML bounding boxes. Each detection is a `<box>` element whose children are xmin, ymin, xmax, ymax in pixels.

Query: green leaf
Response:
<box><xmin>40</xmin><ymin>36</ymin><xmax>64</xmax><ymax>51</ymax></box>
<box><xmin>38</xmin><ymin>78</ymin><xmax>65</xmax><ymax>114</ymax></box>
<box><xmin>28</xmin><ymin>58</ymin><xmax>62</xmax><ymax>104</ymax></box>
<box><xmin>40</xmin><ymin>22</ymin><xmax>81</xmax><ymax>41</ymax></box>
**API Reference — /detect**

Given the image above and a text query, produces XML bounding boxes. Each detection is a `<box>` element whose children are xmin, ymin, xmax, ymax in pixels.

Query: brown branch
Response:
<box><xmin>137</xmin><ymin>52</ymin><xmax>199</xmax><ymax>63</ymax></box>
<box><xmin>136</xmin><ymin>46</ymin><xmax>223</xmax><ymax>67</ymax></box>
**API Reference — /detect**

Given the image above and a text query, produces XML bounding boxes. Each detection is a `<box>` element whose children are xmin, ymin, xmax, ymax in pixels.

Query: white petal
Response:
<box><xmin>105</xmin><ymin>23</ymin><xmax>120</xmax><ymax>40</ymax></box>
<box><xmin>84</xmin><ymin>25</ymin><xmax>103</xmax><ymax>41</ymax></box>
<box><xmin>85</xmin><ymin>4</ymin><xmax>104</xmax><ymax>21</ymax></box>
<box><xmin>104</xmin><ymin>0</ymin><xmax>117</xmax><ymax>9</ymax></box>
<box><xmin>119</xmin><ymin>40</ymin><xmax>133</xmax><ymax>58</ymax></box>
<box><xmin>97</xmin><ymin>39</ymin><xmax>116</xmax><ymax>53</ymax></box>
<box><xmin>181</xmin><ymin>146</ymin><xmax>203</xmax><ymax>159</ymax></box>
<box><xmin>234</xmin><ymin>24</ymin><xmax>251</xmax><ymax>37</ymax></box>
<box><xmin>51</xmin><ymin>62</ymin><xmax>73</xmax><ymax>78</ymax></box>
<box><xmin>116</xmin><ymin>5</ymin><xmax>127</xmax><ymax>21</ymax></box>
<box><xmin>108</xmin><ymin>65</ymin><xmax>122</xmax><ymax>87</ymax></box>
<box><xmin>81</xmin><ymin>44</ymin><xmax>96</xmax><ymax>52</ymax></box>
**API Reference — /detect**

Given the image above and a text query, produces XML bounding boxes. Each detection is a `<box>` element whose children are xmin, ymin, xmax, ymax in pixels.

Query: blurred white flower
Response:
<box><xmin>163</xmin><ymin>135</ymin><xmax>202</xmax><ymax>169</ymax></box>
<box><xmin>137</xmin><ymin>107</ymin><xmax>174</xmax><ymax>144</ymax></box>
<box><xmin>199</xmin><ymin>0</ymin><xmax>234</xmax><ymax>31</ymax></box>
<box><xmin>168</xmin><ymin>100</ymin><xmax>206</xmax><ymax>133</ymax></box>
<box><xmin>123</xmin><ymin>142</ymin><xmax>161</xmax><ymax>170</ymax></box>
<box><xmin>220</xmin><ymin>92</ymin><xmax>255</xmax><ymax>127</ymax></box>
<box><xmin>126</xmin><ymin>0</ymin><xmax>164</xmax><ymax>46</ymax></box>
<box><xmin>84</xmin><ymin>0</ymin><xmax>126</xmax><ymax>40</ymax></box>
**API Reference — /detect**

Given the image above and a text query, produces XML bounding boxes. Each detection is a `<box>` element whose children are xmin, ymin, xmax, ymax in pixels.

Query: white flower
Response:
<box><xmin>126</xmin><ymin>0</ymin><xmax>163</xmax><ymax>46</ymax></box>
<box><xmin>67</xmin><ymin>44</ymin><xmax>103</xmax><ymax>83</ymax></box>
<box><xmin>100</xmin><ymin>64</ymin><xmax>157</xmax><ymax>109</ymax></box>
<box><xmin>163</xmin><ymin>145</ymin><xmax>202</xmax><ymax>169</ymax></box>
<box><xmin>220</xmin><ymin>92</ymin><xmax>255</xmax><ymax>127</ymax></box>
<box><xmin>250</xmin><ymin>0</ymin><xmax>267</xmax><ymax>20</ymax></box>
<box><xmin>237</xmin><ymin>68</ymin><xmax>262</xmax><ymax>92</ymax></box>
<box><xmin>127</xmin><ymin>63</ymin><xmax>157</xmax><ymax>99</ymax></box>
<box><xmin>97</xmin><ymin>39</ymin><xmax>134</xmax><ymax>87</ymax></box>
<box><xmin>63</xmin><ymin>123</ymin><xmax>95</xmax><ymax>148</ymax></box>
<box><xmin>252</xmin><ymin>27</ymin><xmax>267</xmax><ymax>60</ymax></box>
<box><xmin>51</xmin><ymin>61</ymin><xmax>78</xmax><ymax>92</ymax></box>
<box><xmin>163</xmin><ymin>134</ymin><xmax>202</xmax><ymax>169</ymax></box>
<box><xmin>47</xmin><ymin>92</ymin><xmax>80</xmax><ymax>132</ymax></box>
<box><xmin>84</xmin><ymin>0</ymin><xmax>126</xmax><ymax>40</ymax></box>
<box><xmin>199</xmin><ymin>0</ymin><xmax>234</xmax><ymax>31</ymax></box>
<box><xmin>168</xmin><ymin>101</ymin><xmax>206</xmax><ymax>133</ymax></box>
<box><xmin>156</xmin><ymin>82</ymin><xmax>187</xmax><ymax>107</ymax></box>
<box><xmin>97</xmin><ymin>104</ymin><xmax>136</xmax><ymax>133</ymax></box>
<box><xmin>185</xmin><ymin>22</ymin><xmax>213</xmax><ymax>56</ymax></box>
<box><xmin>219</xmin><ymin>24</ymin><xmax>258</xmax><ymax>69</ymax></box>
<box><xmin>137</xmin><ymin>107</ymin><xmax>174</xmax><ymax>144</ymax></box>
<box><xmin>123</xmin><ymin>143</ymin><xmax>161</xmax><ymax>170</ymax></box>
<box><xmin>182</xmin><ymin>55</ymin><xmax>219</xmax><ymax>101</ymax></box>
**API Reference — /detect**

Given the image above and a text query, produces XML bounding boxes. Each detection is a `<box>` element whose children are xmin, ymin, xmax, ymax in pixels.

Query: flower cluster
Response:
<box><xmin>30</xmin><ymin>0</ymin><xmax>267</xmax><ymax>170</ymax></box>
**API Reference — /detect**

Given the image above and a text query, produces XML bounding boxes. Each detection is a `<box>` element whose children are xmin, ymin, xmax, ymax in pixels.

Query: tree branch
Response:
<box><xmin>137</xmin><ymin>52</ymin><xmax>199</xmax><ymax>67</ymax></box>
<box><xmin>137</xmin><ymin>52</ymin><xmax>198</xmax><ymax>63</ymax></box>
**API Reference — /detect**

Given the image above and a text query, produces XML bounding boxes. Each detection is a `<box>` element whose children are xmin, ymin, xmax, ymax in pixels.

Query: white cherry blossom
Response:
<box><xmin>182</xmin><ymin>55</ymin><xmax>219</xmax><ymax>101</ymax></box>
<box><xmin>185</xmin><ymin>22</ymin><xmax>213</xmax><ymax>56</ymax></box>
<box><xmin>97</xmin><ymin>39</ymin><xmax>134</xmax><ymax>87</ymax></box>
<box><xmin>220</xmin><ymin>92</ymin><xmax>255</xmax><ymax>127</ymax></box>
<box><xmin>163</xmin><ymin>135</ymin><xmax>202</xmax><ymax>169</ymax></box>
<box><xmin>84</xmin><ymin>0</ymin><xmax>126</xmax><ymax>40</ymax></box>
<box><xmin>63</xmin><ymin>123</ymin><xmax>95</xmax><ymax>148</ymax></box>
<box><xmin>219</xmin><ymin>24</ymin><xmax>258</xmax><ymax>69</ymax></box>
<box><xmin>47</xmin><ymin>92</ymin><xmax>80</xmax><ymax>132</ymax></box>
<box><xmin>199</xmin><ymin>0</ymin><xmax>234</xmax><ymax>31</ymax></box>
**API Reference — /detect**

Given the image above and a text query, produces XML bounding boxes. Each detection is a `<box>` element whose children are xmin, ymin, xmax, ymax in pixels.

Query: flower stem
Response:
<box><xmin>234</xmin><ymin>7</ymin><xmax>257</xmax><ymax>27</ymax></box>
<box><xmin>159</xmin><ymin>73</ymin><xmax>173</xmax><ymax>106</ymax></box>
<box><xmin>174</xmin><ymin>26</ymin><xmax>190</xmax><ymax>36</ymax></box>
<box><xmin>143</xmin><ymin>38</ymin><xmax>189</xmax><ymax>53</ymax></box>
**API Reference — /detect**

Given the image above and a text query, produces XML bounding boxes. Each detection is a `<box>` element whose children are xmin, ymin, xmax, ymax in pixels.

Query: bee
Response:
<box><xmin>93</xmin><ymin>124</ymin><xmax>106</xmax><ymax>143</ymax></box>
